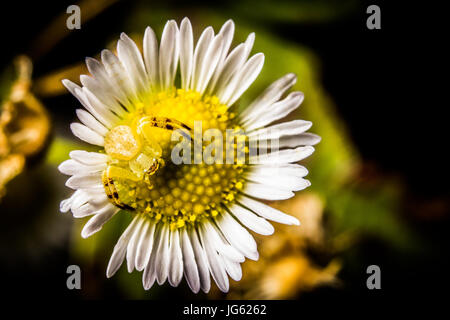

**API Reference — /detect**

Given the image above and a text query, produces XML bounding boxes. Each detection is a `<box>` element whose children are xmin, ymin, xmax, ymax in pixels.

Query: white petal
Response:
<box><xmin>79</xmin><ymin>74</ymin><xmax>126</xmax><ymax>117</ymax></box>
<box><xmin>135</xmin><ymin>221</ymin><xmax>156</xmax><ymax>271</ymax></box>
<box><xmin>181</xmin><ymin>228</ymin><xmax>200</xmax><ymax>293</ymax></box>
<box><xmin>246</xmin><ymin>171</ymin><xmax>310</xmax><ymax>191</ymax></box>
<box><xmin>191</xmin><ymin>27</ymin><xmax>214</xmax><ymax>91</ymax></box>
<box><xmin>219</xmin><ymin>53</ymin><xmax>265</xmax><ymax>106</ymax></box>
<box><xmin>117</xmin><ymin>33</ymin><xmax>148</xmax><ymax>94</ymax></box>
<box><xmin>244</xmin><ymin>92</ymin><xmax>304</xmax><ymax>131</ymax></box>
<box><xmin>215</xmin><ymin>213</ymin><xmax>258</xmax><ymax>260</ymax></box>
<box><xmin>222</xmin><ymin>258</ymin><xmax>242</xmax><ymax>281</ymax></box>
<box><xmin>69</xmin><ymin>150</ymin><xmax>108</xmax><ymax>165</ymax></box>
<box><xmin>69</xmin><ymin>85</ymin><xmax>112</xmax><ymax>128</ymax></box>
<box><xmin>208</xmin><ymin>43</ymin><xmax>246</xmax><ymax>95</ymax></box>
<box><xmin>206</xmin><ymin>20</ymin><xmax>234</xmax><ymax>93</ymax></box>
<box><xmin>239</xmin><ymin>73</ymin><xmax>297</xmax><ymax>122</ymax></box>
<box><xmin>72</xmin><ymin>199</ymin><xmax>110</xmax><ymax>218</ymax></box>
<box><xmin>189</xmin><ymin>229</ymin><xmax>211</xmax><ymax>293</ymax></box>
<box><xmin>143</xmin><ymin>26</ymin><xmax>159</xmax><ymax>90</ymax></box>
<box><xmin>244</xmin><ymin>182</ymin><xmax>295</xmax><ymax>200</ymax></box>
<box><xmin>209</xmin><ymin>31</ymin><xmax>254</xmax><ymax>95</ymax></box>
<box><xmin>205</xmin><ymin>221</ymin><xmax>245</xmax><ymax>263</ymax></box>
<box><xmin>195</xmin><ymin>34</ymin><xmax>224</xmax><ymax>94</ymax></box>
<box><xmin>74</xmin><ymin>189</ymin><xmax>108</xmax><ymax>210</ymax></box>
<box><xmin>80</xmin><ymin>186</ymin><xmax>107</xmax><ymax>196</ymax></box>
<box><xmin>70</xmin><ymin>123</ymin><xmax>104</xmax><ymax>146</ymax></box>
<box><xmin>155</xmin><ymin>224</ymin><xmax>170</xmax><ymax>285</ymax></box>
<box><xmin>168</xmin><ymin>229</ymin><xmax>184</xmax><ymax>287</ymax></box>
<box><xmin>199</xmin><ymin>226</ymin><xmax>229</xmax><ymax>292</ymax></box>
<box><xmin>76</xmin><ymin>109</ymin><xmax>109</xmax><ymax>136</ymax></box>
<box><xmin>143</xmin><ymin>258</ymin><xmax>157</xmax><ymax>290</ymax></box>
<box><xmin>65</xmin><ymin>173</ymin><xmax>102</xmax><ymax>189</ymax></box>
<box><xmin>143</xmin><ymin>228</ymin><xmax>160</xmax><ymax>290</ymax></box>
<box><xmin>60</xmin><ymin>199</ymin><xmax>72</xmax><ymax>213</ymax></box>
<box><xmin>179</xmin><ymin>18</ymin><xmax>193</xmax><ymax>89</ymax></box>
<box><xmin>81</xmin><ymin>204</ymin><xmax>119</xmax><ymax>238</ymax></box>
<box><xmin>106</xmin><ymin>215</ymin><xmax>141</xmax><ymax>278</ymax></box>
<box><xmin>126</xmin><ymin>217</ymin><xmax>146</xmax><ymax>273</ymax></box>
<box><xmin>257</xmin><ymin>133</ymin><xmax>321</xmax><ymax>149</ymax></box>
<box><xmin>216</xmin><ymin>20</ymin><xmax>235</xmax><ymax>68</ymax></box>
<box><xmin>282</xmin><ymin>133</ymin><xmax>321</xmax><ymax>147</ymax></box>
<box><xmin>239</xmin><ymin>195</ymin><xmax>300</xmax><ymax>225</ymax></box>
<box><xmin>61</xmin><ymin>78</ymin><xmax>82</xmax><ymax>97</ymax></box>
<box><xmin>69</xmin><ymin>196</ymin><xmax>88</xmax><ymax>214</ymax></box>
<box><xmin>249</xmin><ymin>163</ymin><xmax>308</xmax><ymax>178</ymax></box>
<box><xmin>250</xmin><ymin>146</ymin><xmax>315</xmax><ymax>165</ymax></box>
<box><xmin>85</xmin><ymin>57</ymin><xmax>131</xmax><ymax>107</ymax></box>
<box><xmin>101</xmin><ymin>49</ymin><xmax>137</xmax><ymax>102</ymax></box>
<box><xmin>65</xmin><ymin>80</ymin><xmax>117</xmax><ymax>129</ymax></box>
<box><xmin>58</xmin><ymin>159</ymin><xmax>105</xmax><ymax>176</ymax></box>
<box><xmin>70</xmin><ymin>202</ymin><xmax>95</xmax><ymax>218</ymax></box>
<box><xmin>229</xmin><ymin>204</ymin><xmax>274</xmax><ymax>235</ymax></box>
<box><xmin>60</xmin><ymin>190</ymin><xmax>83</xmax><ymax>213</ymax></box>
<box><xmin>243</xmin><ymin>32</ymin><xmax>256</xmax><ymax>59</ymax></box>
<box><xmin>159</xmin><ymin>20</ymin><xmax>179</xmax><ymax>90</ymax></box>
<box><xmin>247</xmin><ymin>119</ymin><xmax>312</xmax><ymax>139</ymax></box>
<box><xmin>82</xmin><ymin>87</ymin><xmax>121</xmax><ymax>126</ymax></box>
<box><xmin>68</xmin><ymin>190</ymin><xmax>95</xmax><ymax>212</ymax></box>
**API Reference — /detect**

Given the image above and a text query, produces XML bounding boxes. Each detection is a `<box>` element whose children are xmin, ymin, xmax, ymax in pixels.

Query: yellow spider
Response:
<box><xmin>102</xmin><ymin>116</ymin><xmax>192</xmax><ymax>210</ymax></box>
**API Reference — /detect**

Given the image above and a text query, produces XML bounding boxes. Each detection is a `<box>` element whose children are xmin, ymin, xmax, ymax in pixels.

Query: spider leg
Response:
<box><xmin>138</xmin><ymin>116</ymin><xmax>193</xmax><ymax>140</ymax></box>
<box><xmin>102</xmin><ymin>166</ymin><xmax>140</xmax><ymax>210</ymax></box>
<box><xmin>146</xmin><ymin>159</ymin><xmax>160</xmax><ymax>176</ymax></box>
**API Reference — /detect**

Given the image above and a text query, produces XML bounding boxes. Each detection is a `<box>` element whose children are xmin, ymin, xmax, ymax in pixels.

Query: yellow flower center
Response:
<box><xmin>103</xmin><ymin>89</ymin><xmax>247</xmax><ymax>229</ymax></box>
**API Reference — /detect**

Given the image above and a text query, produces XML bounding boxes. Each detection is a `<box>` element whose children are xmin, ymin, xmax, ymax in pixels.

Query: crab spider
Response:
<box><xmin>102</xmin><ymin>116</ymin><xmax>192</xmax><ymax>210</ymax></box>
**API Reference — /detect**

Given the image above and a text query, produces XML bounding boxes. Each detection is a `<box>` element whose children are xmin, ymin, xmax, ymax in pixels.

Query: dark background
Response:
<box><xmin>0</xmin><ymin>0</ymin><xmax>447</xmax><ymax>312</ymax></box>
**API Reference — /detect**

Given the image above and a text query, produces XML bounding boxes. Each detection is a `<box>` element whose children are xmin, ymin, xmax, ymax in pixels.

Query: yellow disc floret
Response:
<box><xmin>102</xmin><ymin>89</ymin><xmax>246</xmax><ymax>229</ymax></box>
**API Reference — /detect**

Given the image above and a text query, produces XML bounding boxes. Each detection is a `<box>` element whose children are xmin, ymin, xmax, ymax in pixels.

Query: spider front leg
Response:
<box><xmin>102</xmin><ymin>165</ymin><xmax>141</xmax><ymax>210</ymax></box>
<box><xmin>137</xmin><ymin>116</ymin><xmax>193</xmax><ymax>141</ymax></box>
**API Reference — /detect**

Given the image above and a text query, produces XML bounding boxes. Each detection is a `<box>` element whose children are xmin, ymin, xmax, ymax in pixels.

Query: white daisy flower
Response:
<box><xmin>59</xmin><ymin>18</ymin><xmax>320</xmax><ymax>293</ymax></box>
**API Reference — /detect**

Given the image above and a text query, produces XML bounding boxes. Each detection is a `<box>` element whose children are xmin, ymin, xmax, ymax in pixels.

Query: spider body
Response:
<box><xmin>102</xmin><ymin>116</ymin><xmax>192</xmax><ymax>210</ymax></box>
